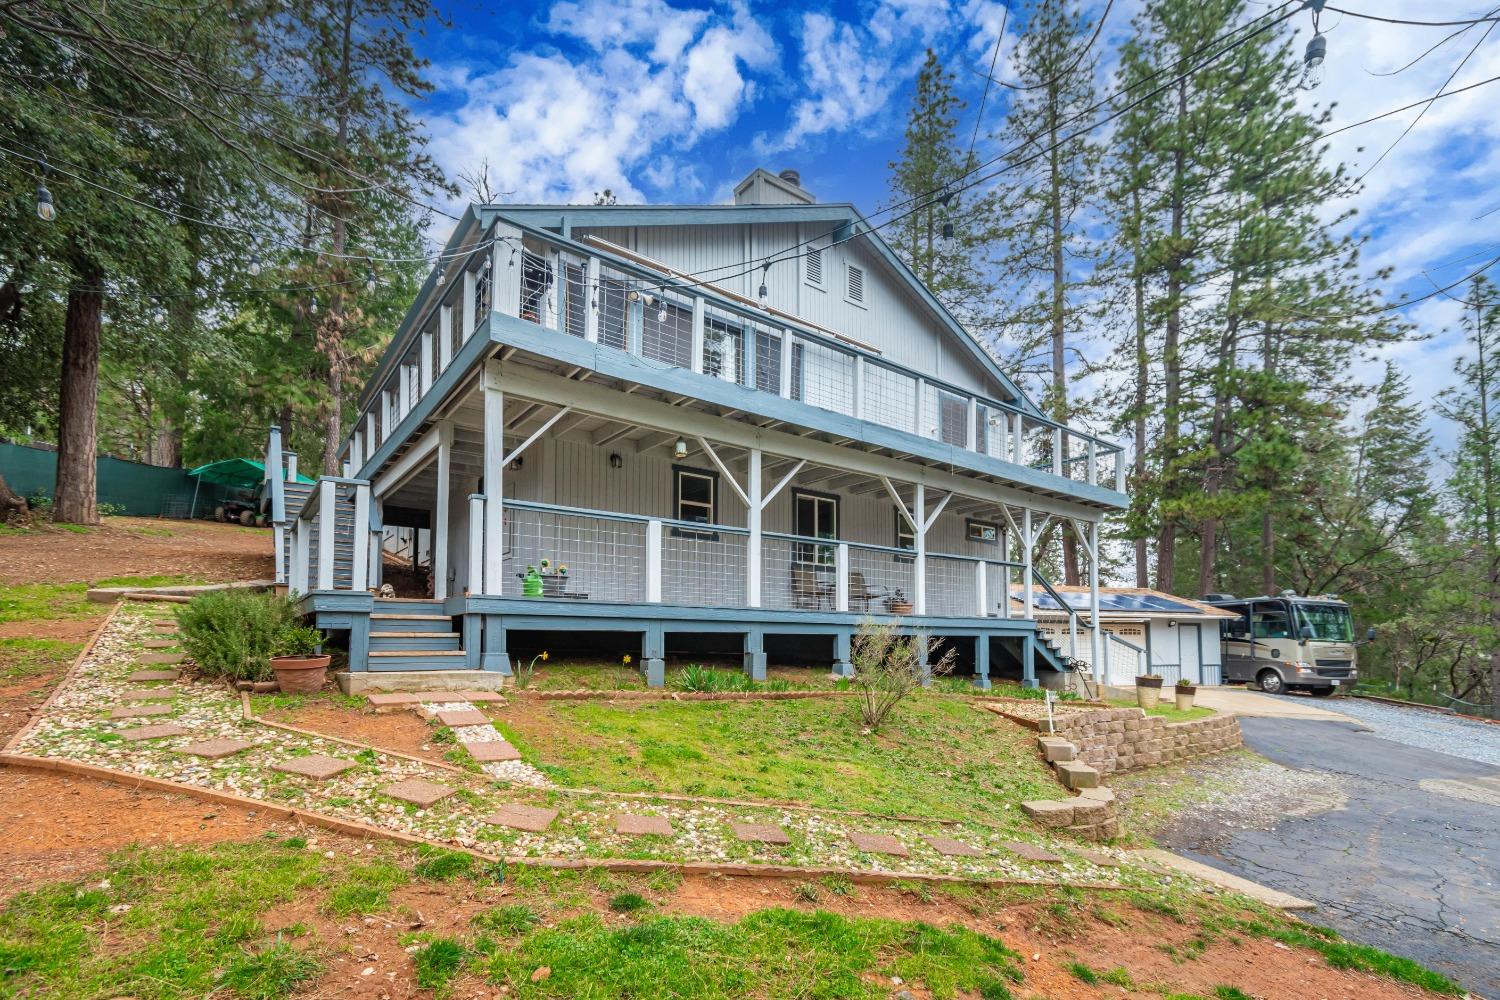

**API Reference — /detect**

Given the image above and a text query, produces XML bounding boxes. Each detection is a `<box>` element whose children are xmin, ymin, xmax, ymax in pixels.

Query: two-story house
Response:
<box><xmin>264</xmin><ymin>168</ymin><xmax>1127</xmax><ymax>693</ymax></box>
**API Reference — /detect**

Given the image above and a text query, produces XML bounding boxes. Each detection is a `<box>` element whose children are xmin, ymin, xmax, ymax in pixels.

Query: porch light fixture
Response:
<box><xmin>673</xmin><ymin>438</ymin><xmax>687</xmax><ymax>459</ymax></box>
<box><xmin>35</xmin><ymin>165</ymin><xmax>55</xmax><ymax>222</ymax></box>
<box><xmin>609</xmin><ymin>452</ymin><xmax>623</xmax><ymax>469</ymax></box>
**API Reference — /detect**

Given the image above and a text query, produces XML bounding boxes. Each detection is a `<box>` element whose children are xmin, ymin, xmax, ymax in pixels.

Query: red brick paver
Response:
<box><xmin>1003</xmin><ymin>841</ymin><xmax>1064</xmax><ymax>862</ymax></box>
<box><xmin>273</xmin><ymin>754</ymin><xmax>356</xmax><ymax>779</ymax></box>
<box><xmin>924</xmin><ymin>836</ymin><xmax>983</xmax><ymax>857</ymax></box>
<box><xmin>482</xmin><ymin>804</ymin><xmax>558</xmax><ymax>832</ymax></box>
<box><xmin>127</xmin><ymin>670</ymin><xmax>180</xmax><ymax>682</ymax></box>
<box><xmin>435</xmin><ymin>708</ymin><xmax>490</xmax><ymax>728</ymax></box>
<box><xmin>118</xmin><ymin>723</ymin><xmax>190</xmax><ymax>742</ymax></box>
<box><xmin>109</xmin><ymin>704</ymin><xmax>172</xmax><ymax>719</ymax></box>
<box><xmin>381</xmin><ymin>778</ymin><xmax>456</xmax><ymax>807</ymax></box>
<box><xmin>180</xmin><ymin>738</ymin><xmax>256</xmax><ymax>760</ymax></box>
<box><xmin>615</xmin><ymin>814</ymin><xmax>674</xmax><ymax>836</ymax></box>
<box><xmin>731</xmin><ymin>822</ymin><xmax>791</xmax><ymax>844</ymax></box>
<box><xmin>464</xmin><ymin>740</ymin><xmax>521</xmax><ymax>762</ymax></box>
<box><xmin>848</xmin><ymin>832</ymin><xmax>908</xmax><ymax>857</ymax></box>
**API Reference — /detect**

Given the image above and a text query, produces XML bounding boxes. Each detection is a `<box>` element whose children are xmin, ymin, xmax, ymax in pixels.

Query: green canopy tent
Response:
<box><xmin>187</xmin><ymin>458</ymin><xmax>315</xmax><ymax>519</ymax></box>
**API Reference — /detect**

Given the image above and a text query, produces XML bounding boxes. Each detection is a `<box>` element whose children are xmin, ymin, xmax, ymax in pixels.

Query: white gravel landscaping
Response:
<box><xmin>1329</xmin><ymin>697</ymin><xmax>1500</xmax><ymax>768</ymax></box>
<box><xmin>12</xmin><ymin>604</ymin><xmax>1166</xmax><ymax>888</ymax></box>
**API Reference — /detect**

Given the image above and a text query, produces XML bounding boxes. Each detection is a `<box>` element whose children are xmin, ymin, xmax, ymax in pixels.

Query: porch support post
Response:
<box><xmin>1022</xmin><ymin>632</ymin><xmax>1038</xmax><ymax>689</ymax></box>
<box><xmin>316</xmin><ymin>482</ymin><xmax>334</xmax><ymax>591</ymax></box>
<box><xmin>1022</xmin><ymin>507</ymin><xmax>1034</xmax><ymax>620</ymax></box>
<box><xmin>351</xmin><ymin>482</ymin><xmax>370</xmax><ymax>592</ymax></box>
<box><xmin>463</xmin><ymin>267</ymin><xmax>478</xmax><ymax>339</ymax></box>
<box><xmin>348</xmin><ymin>615</ymin><xmax>370</xmax><ymax>672</ymax></box>
<box><xmin>462</xmin><ymin>611</ymin><xmax>482</xmax><ymax>668</ymax></box>
<box><xmin>646</xmin><ymin>520</ymin><xmax>663</xmax><ymax>603</ymax></box>
<box><xmin>919</xmin><ymin>635</ymin><xmax>932</xmax><ymax>688</ymax></box>
<box><xmin>365</xmin><ymin>412</ymin><xmax>376</xmax><ymax>455</ymax></box>
<box><xmin>913</xmin><ymin>483</ymin><xmax>927</xmax><ymax>616</ymax></box>
<box><xmin>482</xmin><ymin>360</ymin><xmax>505</xmax><ymax>595</ymax></box>
<box><xmin>420</xmin><ymin>328</ymin><xmax>434</xmax><ymax>394</ymax></box>
<box><xmin>434</xmin><ymin>421</ymin><xmax>452</xmax><ymax>600</ymax></box>
<box><xmin>439</xmin><ymin>305</ymin><xmax>453</xmax><ymax>370</ymax></box>
<box><xmin>742</xmin><ymin>628</ymin><xmax>766</xmax><ymax>681</ymax></box>
<box><xmin>831</xmin><ymin>629</ymin><xmax>853</xmax><ymax>678</ymax></box>
<box><xmin>291</xmin><ymin>520</ymin><xmax>308</xmax><ymax>595</ymax></box>
<box><xmin>286</xmin><ymin>452</ymin><xmax>299</xmax><ymax>482</ymax></box>
<box><xmin>835</xmin><ymin>543</ymin><xmax>850</xmax><ymax>613</ymax></box>
<box><xmin>584</xmin><ymin>257</ymin><xmax>600</xmax><ymax>343</ymax></box>
<box><xmin>747</xmin><ymin>447</ymin><xmax>763</xmax><ymax>608</ymax></box>
<box><xmin>1088</xmin><ymin>519</ymin><xmax>1102</xmax><ymax>685</ymax></box>
<box><xmin>973</xmin><ymin>635</ymin><xmax>991</xmax><ymax>690</ymax></box>
<box><xmin>642</xmin><ymin>623</ymin><xmax>665</xmax><ymax>687</ymax></box>
<box><xmin>468</xmin><ymin>495</ymin><xmax>485</xmax><ymax>595</ymax></box>
<box><xmin>482</xmin><ymin>614</ymin><xmax>512</xmax><ymax>675</ymax></box>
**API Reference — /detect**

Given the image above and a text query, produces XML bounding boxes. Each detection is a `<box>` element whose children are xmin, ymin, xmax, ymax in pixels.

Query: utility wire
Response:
<box><xmin>965</xmin><ymin>1</ymin><xmax>1009</xmax><ymax>170</ymax></box>
<box><xmin>973</xmin><ymin>0</ymin><xmax>1114</xmax><ymax>92</ymax></box>
<box><xmin>1324</xmin><ymin>6</ymin><xmax>1500</xmax><ymax>27</ymax></box>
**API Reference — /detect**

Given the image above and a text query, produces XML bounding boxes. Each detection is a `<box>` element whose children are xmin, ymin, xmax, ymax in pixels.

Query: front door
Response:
<box><xmin>1177</xmin><ymin>624</ymin><xmax>1202</xmax><ymax>684</ymax></box>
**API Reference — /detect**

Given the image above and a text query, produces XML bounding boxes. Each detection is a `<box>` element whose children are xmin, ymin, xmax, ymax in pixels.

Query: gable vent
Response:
<box><xmin>806</xmin><ymin>246</ymin><xmax>822</xmax><ymax>285</ymax></box>
<box><xmin>846</xmin><ymin>263</ymin><xmax>864</xmax><ymax>303</ymax></box>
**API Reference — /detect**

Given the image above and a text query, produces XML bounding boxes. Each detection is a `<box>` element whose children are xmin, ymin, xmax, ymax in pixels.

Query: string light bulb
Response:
<box><xmin>758</xmin><ymin>263</ymin><xmax>770</xmax><ymax>307</ymax></box>
<box><xmin>309</xmin><ymin>295</ymin><xmax>319</xmax><ymax>316</ymax></box>
<box><xmin>35</xmin><ymin>165</ymin><xmax>55</xmax><ymax>222</ymax></box>
<box><xmin>248</xmin><ymin>255</ymin><xmax>262</xmax><ymax>277</ymax></box>
<box><xmin>436</xmin><ymin>271</ymin><xmax>446</xmax><ymax>287</ymax></box>
<box><xmin>365</xmin><ymin>269</ymin><xmax>378</xmax><ymax>293</ymax></box>
<box><xmin>1301</xmin><ymin>32</ymin><xmax>1326</xmax><ymax>89</ymax></box>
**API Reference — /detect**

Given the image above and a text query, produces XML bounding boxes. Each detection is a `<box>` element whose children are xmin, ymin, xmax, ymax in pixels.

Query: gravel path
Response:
<box><xmin>1328</xmin><ymin>697</ymin><xmax>1500</xmax><ymax>767</ymax></box>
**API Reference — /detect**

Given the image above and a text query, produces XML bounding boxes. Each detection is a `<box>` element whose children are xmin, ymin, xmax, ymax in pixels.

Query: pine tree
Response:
<box><xmin>990</xmin><ymin>0</ymin><xmax>1106</xmax><ymax>585</ymax></box>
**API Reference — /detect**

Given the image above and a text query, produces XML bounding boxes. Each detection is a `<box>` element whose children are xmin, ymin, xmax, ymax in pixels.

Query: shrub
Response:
<box><xmin>848</xmin><ymin>620</ymin><xmax>955</xmax><ymax>732</ymax></box>
<box><xmin>176</xmin><ymin>590</ymin><xmax>309</xmax><ymax>682</ymax></box>
<box><xmin>413</xmin><ymin>936</ymin><xmax>467</xmax><ymax>995</ymax></box>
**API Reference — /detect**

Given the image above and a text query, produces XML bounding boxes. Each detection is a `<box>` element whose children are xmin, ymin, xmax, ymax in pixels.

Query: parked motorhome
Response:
<box><xmin>1201</xmin><ymin>592</ymin><xmax>1374</xmax><ymax>695</ymax></box>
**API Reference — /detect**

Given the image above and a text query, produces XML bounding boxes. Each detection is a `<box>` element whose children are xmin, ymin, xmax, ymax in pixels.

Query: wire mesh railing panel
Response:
<box><xmin>642</xmin><ymin>293</ymin><xmax>695</xmax><ymax>369</ymax></box>
<box><xmin>700</xmin><ymin>306</ymin><xmax>745</xmax><ymax>383</ymax></box>
<box><xmin>847</xmin><ymin>545</ymin><xmax>915</xmax><ymax>615</ymax></box>
<box><xmin>559</xmin><ymin>258</ymin><xmax>588</xmax><ymax>339</ymax></box>
<box><xmin>501</xmin><ymin>506</ymin><xmax>647</xmax><ymax>603</ymax></box>
<box><xmin>754</xmin><ymin>328</ymin><xmax>782</xmax><ymax>394</ymax></box>
<box><xmin>596</xmin><ymin>270</ymin><xmax>631</xmax><ymax>352</ymax></box>
<box><xmin>661</xmin><ymin>527</ymin><xmax>748</xmax><ymax>607</ymax></box>
<box><xmin>862</xmin><ymin>363</ymin><xmax>916</xmax><ymax>434</ymax></box>
<box><xmin>761</xmin><ymin>536</ymin><xmax>831</xmax><ymax>611</ymax></box>
<box><xmin>790</xmin><ymin>336</ymin><xmax>854</xmax><ymax>415</ymax></box>
<box><xmin>519</xmin><ymin>249</ymin><xmax>552</xmax><ymax>326</ymax></box>
<box><xmin>924</xmin><ymin>555</ymin><xmax>977</xmax><ymax>618</ymax></box>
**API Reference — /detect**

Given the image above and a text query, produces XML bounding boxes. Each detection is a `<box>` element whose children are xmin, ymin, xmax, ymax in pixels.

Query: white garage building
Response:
<box><xmin>1010</xmin><ymin>587</ymin><xmax>1237</xmax><ymax>687</ymax></box>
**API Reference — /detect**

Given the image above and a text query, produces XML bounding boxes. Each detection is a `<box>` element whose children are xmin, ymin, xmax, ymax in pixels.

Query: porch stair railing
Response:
<box><xmin>289</xmin><ymin>476</ymin><xmax>373</xmax><ymax>594</ymax></box>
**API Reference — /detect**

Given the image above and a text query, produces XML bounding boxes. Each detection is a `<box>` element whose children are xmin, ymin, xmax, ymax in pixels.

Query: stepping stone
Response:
<box><xmin>924</xmin><ymin>836</ymin><xmax>983</xmax><ymax>858</ymax></box>
<box><xmin>1074</xmin><ymin>849</ymin><xmax>1120</xmax><ymax>868</ymax></box>
<box><xmin>435</xmin><ymin>708</ymin><xmax>490</xmax><ymax>728</ymax></box>
<box><xmin>731</xmin><ymin>822</ymin><xmax>791</xmax><ymax>844</ymax></box>
<box><xmin>180</xmin><ymin>738</ymin><xmax>255</xmax><ymax>760</ymax></box>
<box><xmin>482</xmin><ymin>804</ymin><xmax>558</xmax><ymax>832</ymax></box>
<box><xmin>127</xmin><ymin>670</ymin><xmax>179</xmax><ymax>682</ymax></box>
<box><xmin>139</xmin><ymin>653</ymin><xmax>186</xmax><ymax>665</ymax></box>
<box><xmin>615</xmin><ymin>814</ymin><xmax>673</xmax><ymax>837</ymax></box>
<box><xmin>464</xmin><ymin>740</ymin><xmax>521</xmax><ymax>762</ymax></box>
<box><xmin>367</xmin><ymin>692</ymin><xmax>423</xmax><ymax>709</ymax></box>
<box><xmin>118</xmin><ymin>723</ymin><xmax>190</xmax><ymax>742</ymax></box>
<box><xmin>274</xmin><ymin>754</ymin><xmax>355</xmax><ymax>779</ymax></box>
<box><xmin>848</xmin><ymin>832</ymin><xmax>909</xmax><ymax>857</ymax></box>
<box><xmin>381</xmin><ymin>777</ymin><xmax>456</xmax><ymax>807</ymax></box>
<box><xmin>121</xmin><ymin>689</ymin><xmax>173</xmax><ymax>701</ymax></box>
<box><xmin>1003</xmin><ymin>841</ymin><xmax>1064</xmax><ymax>863</ymax></box>
<box><xmin>143</xmin><ymin>639</ymin><xmax>178</xmax><ymax>650</ymax></box>
<box><xmin>456</xmin><ymin>690</ymin><xmax>506</xmax><ymax>703</ymax></box>
<box><xmin>110</xmin><ymin>704</ymin><xmax>172</xmax><ymax>719</ymax></box>
<box><xmin>152</xmin><ymin>621</ymin><xmax>179</xmax><ymax>632</ymax></box>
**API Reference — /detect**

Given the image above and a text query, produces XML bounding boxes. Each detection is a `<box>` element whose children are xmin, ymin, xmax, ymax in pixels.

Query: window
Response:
<box><xmin>1252</xmin><ymin>601</ymin><xmax>1292</xmax><ymax>639</ymax></box>
<box><xmin>966</xmin><ymin>519</ymin><xmax>998</xmax><ymax>544</ymax></box>
<box><xmin>1217</xmin><ymin>603</ymin><xmax>1250</xmax><ymax>638</ymax></box>
<box><xmin>938</xmin><ymin>390</ymin><xmax>969</xmax><ymax>447</ymax></box>
<box><xmin>794</xmin><ymin>489</ymin><xmax>839</xmax><ymax>565</ymax></box>
<box><xmin>703</xmin><ymin>314</ymin><xmax>744</xmax><ymax>382</ymax></box>
<box><xmin>806</xmin><ymin>246</ymin><xmax>823</xmax><ymax>286</ymax></box>
<box><xmin>894</xmin><ymin>508</ymin><xmax>914</xmax><ymax>551</ymax></box>
<box><xmin>674</xmin><ymin>467</ymin><xmax>716</xmax><ymax>525</ymax></box>
<box><xmin>754</xmin><ymin>329</ymin><xmax>781</xmax><ymax>394</ymax></box>
<box><xmin>846</xmin><ymin>263</ymin><xmax>864</xmax><ymax>304</ymax></box>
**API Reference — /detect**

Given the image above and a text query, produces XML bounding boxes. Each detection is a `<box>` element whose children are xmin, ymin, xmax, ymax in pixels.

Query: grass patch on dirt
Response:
<box><xmin>494</xmin><ymin>695</ymin><xmax>1058</xmax><ymax>828</ymax></box>
<box><xmin>1105</xmin><ymin>697</ymin><xmax>1216</xmax><ymax>722</ymax></box>
<box><xmin>0</xmin><ymin>637</ymin><xmax>81</xmax><ymax>681</ymax></box>
<box><xmin>0</xmin><ymin>576</ymin><xmax>203</xmax><ymax>626</ymax></box>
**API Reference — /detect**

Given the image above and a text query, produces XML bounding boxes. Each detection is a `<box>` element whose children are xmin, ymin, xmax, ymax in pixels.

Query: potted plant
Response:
<box><xmin>1135</xmin><ymin>674</ymin><xmax>1164</xmax><ymax>709</ymax></box>
<box><xmin>270</xmin><ymin>623</ymin><xmax>330</xmax><ymax>693</ymax></box>
<box><xmin>884</xmin><ymin>589</ymin><xmax>913</xmax><ymax>615</ymax></box>
<box><xmin>1174</xmin><ymin>679</ymin><xmax>1197</xmax><ymax>711</ymax></box>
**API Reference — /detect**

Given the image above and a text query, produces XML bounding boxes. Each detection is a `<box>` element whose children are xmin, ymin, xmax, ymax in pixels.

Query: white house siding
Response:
<box><xmin>570</xmin><ymin>221</ymin><xmax>1006</xmax><ymax>405</ymax></box>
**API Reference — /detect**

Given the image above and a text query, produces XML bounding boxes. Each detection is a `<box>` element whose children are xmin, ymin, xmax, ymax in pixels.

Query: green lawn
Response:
<box><xmin>495</xmin><ymin>695</ymin><xmax>1060</xmax><ymax>828</ymax></box>
<box><xmin>1105</xmin><ymin>697</ymin><xmax>1216</xmax><ymax>723</ymax></box>
<box><xmin>0</xmin><ymin>839</ymin><xmax>1461</xmax><ymax>999</ymax></box>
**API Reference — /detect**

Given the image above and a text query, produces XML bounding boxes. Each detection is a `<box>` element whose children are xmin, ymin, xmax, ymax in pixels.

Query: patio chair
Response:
<box><xmin>848</xmin><ymin>571</ymin><xmax>887</xmax><ymax>612</ymax></box>
<box><xmin>791</xmin><ymin>563</ymin><xmax>834</xmax><ymax>610</ymax></box>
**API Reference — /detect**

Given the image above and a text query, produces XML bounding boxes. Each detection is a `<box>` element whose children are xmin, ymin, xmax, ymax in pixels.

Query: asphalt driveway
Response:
<box><xmin>1162</xmin><ymin>711</ymin><xmax>1500</xmax><ymax>997</ymax></box>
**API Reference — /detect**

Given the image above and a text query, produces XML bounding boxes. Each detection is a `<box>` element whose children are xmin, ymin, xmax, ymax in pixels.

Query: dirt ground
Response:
<box><xmin>0</xmin><ymin>515</ymin><xmax>273</xmax><ymax>587</ymax></box>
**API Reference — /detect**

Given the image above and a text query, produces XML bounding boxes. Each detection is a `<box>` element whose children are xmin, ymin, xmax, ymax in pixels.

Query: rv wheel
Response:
<box><xmin>1256</xmin><ymin>669</ymin><xmax>1285</xmax><ymax>695</ymax></box>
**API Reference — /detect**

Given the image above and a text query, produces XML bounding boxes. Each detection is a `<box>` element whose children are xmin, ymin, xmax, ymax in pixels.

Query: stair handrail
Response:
<box><xmin>1029</xmin><ymin>568</ymin><xmax>1093</xmax><ymax>664</ymax></box>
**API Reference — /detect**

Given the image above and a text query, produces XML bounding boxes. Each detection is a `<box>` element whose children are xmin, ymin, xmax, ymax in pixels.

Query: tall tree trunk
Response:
<box><xmin>1130</xmin><ymin>188</ymin><xmax>1150</xmax><ymax>588</ymax></box>
<box><xmin>1154</xmin><ymin>80</ymin><xmax>1188</xmax><ymax>593</ymax></box>
<box><xmin>1047</xmin><ymin>82</ymin><xmax>1081</xmax><ymax>586</ymax></box>
<box><xmin>55</xmin><ymin>271</ymin><xmax>104</xmax><ymax>524</ymax></box>
<box><xmin>320</xmin><ymin>0</ymin><xmax>356</xmax><ymax>476</ymax></box>
<box><xmin>1475</xmin><ymin>296</ymin><xmax>1500</xmax><ymax>717</ymax></box>
<box><xmin>1260</xmin><ymin>322</ymin><xmax>1278</xmax><ymax>593</ymax></box>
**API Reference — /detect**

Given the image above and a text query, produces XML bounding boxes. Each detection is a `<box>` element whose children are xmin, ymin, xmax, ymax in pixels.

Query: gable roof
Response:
<box><xmin>1009</xmin><ymin>585</ymin><xmax>1241</xmax><ymax>619</ymax></box>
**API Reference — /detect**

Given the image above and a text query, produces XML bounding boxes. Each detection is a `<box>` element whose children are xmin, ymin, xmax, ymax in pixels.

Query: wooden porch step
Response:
<box><xmin>368</xmin><ymin>649</ymin><xmax>465</xmax><ymax>657</ymax></box>
<box><xmin>371</xmin><ymin>631</ymin><xmax>459</xmax><ymax>639</ymax></box>
<box><xmin>371</xmin><ymin>613</ymin><xmax>449</xmax><ymax>621</ymax></box>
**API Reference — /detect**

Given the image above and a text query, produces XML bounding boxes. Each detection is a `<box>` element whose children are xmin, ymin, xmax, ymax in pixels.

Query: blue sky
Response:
<box><xmin>410</xmin><ymin>0</ymin><xmax>1500</xmax><ymax>448</ymax></box>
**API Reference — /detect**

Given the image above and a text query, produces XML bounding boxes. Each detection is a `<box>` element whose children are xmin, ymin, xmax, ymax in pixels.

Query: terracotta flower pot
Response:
<box><xmin>270</xmin><ymin>653</ymin><xmax>330</xmax><ymax>693</ymax></box>
<box><xmin>1175</xmin><ymin>687</ymin><xmax>1196</xmax><ymax>711</ymax></box>
<box><xmin>1136</xmin><ymin>675</ymin><xmax>1163</xmax><ymax>709</ymax></box>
